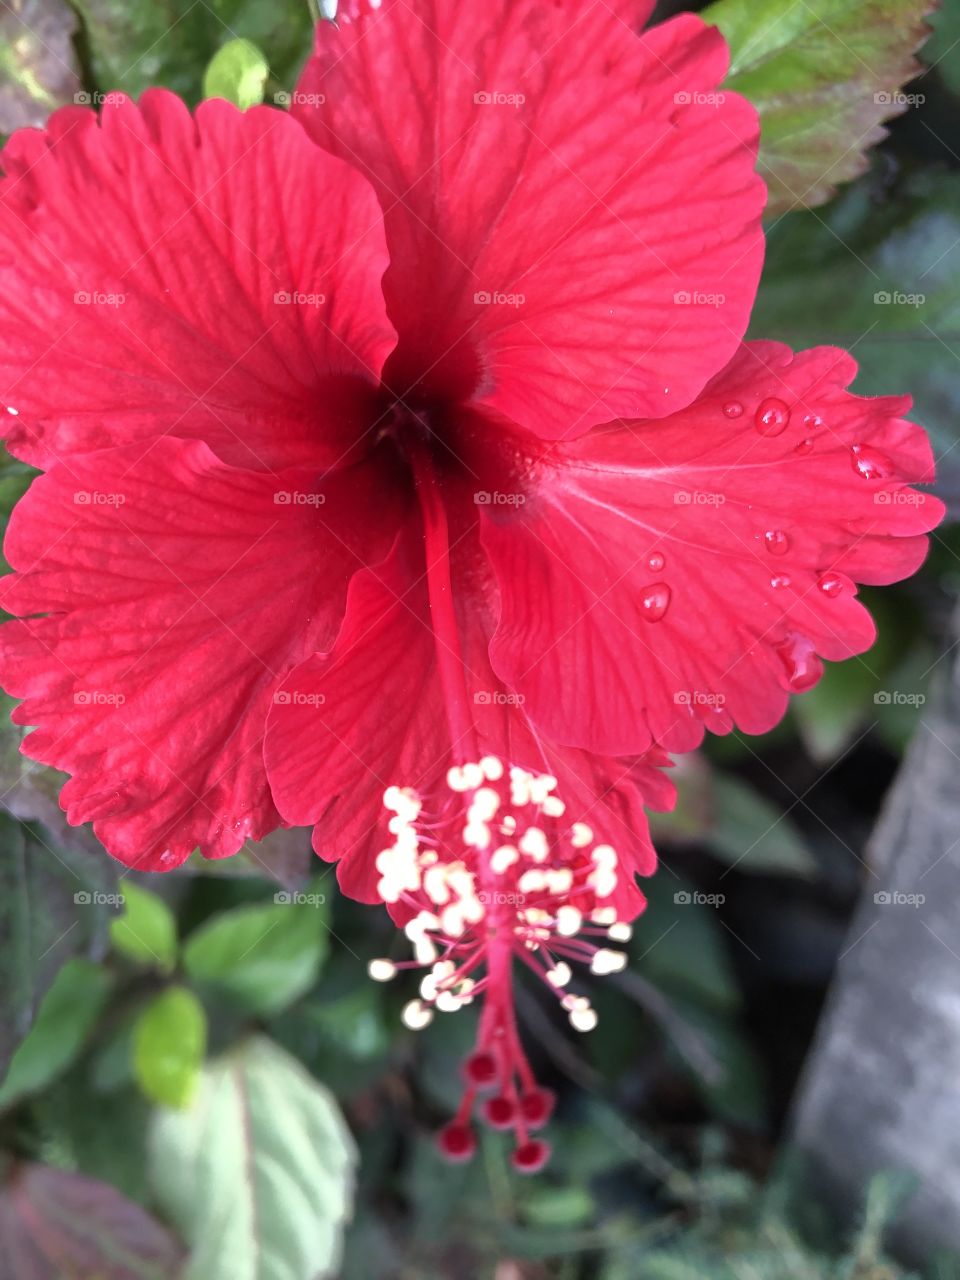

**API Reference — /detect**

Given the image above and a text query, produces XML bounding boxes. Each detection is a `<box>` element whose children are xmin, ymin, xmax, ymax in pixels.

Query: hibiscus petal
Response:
<box><xmin>295</xmin><ymin>4</ymin><xmax>764</xmax><ymax>434</ymax></box>
<box><xmin>0</xmin><ymin>439</ymin><xmax>402</xmax><ymax>867</ymax></box>
<box><xmin>266</xmin><ymin>518</ymin><xmax>668</xmax><ymax>910</ymax></box>
<box><xmin>482</xmin><ymin>342</ymin><xmax>945</xmax><ymax>755</ymax></box>
<box><xmin>0</xmin><ymin>90</ymin><xmax>395</xmax><ymax>469</ymax></box>
<box><xmin>265</xmin><ymin>520</ymin><xmax>452</xmax><ymax>900</ymax></box>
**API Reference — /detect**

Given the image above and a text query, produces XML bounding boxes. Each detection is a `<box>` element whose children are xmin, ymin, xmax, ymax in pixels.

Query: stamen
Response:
<box><xmin>368</xmin><ymin>756</ymin><xmax>635</xmax><ymax>1172</ymax></box>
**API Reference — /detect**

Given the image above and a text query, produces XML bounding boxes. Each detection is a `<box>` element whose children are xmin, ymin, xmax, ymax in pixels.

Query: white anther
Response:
<box><xmin>367</xmin><ymin>958</ymin><xmax>397</xmax><ymax>982</ymax></box>
<box><xmin>569</xmin><ymin>1005</ymin><xmax>598</xmax><ymax>1033</ymax></box>
<box><xmin>571</xmin><ymin>823</ymin><xmax>593</xmax><ymax>848</ymax></box>
<box><xmin>402</xmin><ymin>999</ymin><xmax>433</xmax><ymax>1030</ymax></box>
<box><xmin>590</xmin><ymin>948</ymin><xmax>627</xmax><ymax>976</ymax></box>
<box><xmin>555</xmin><ymin>905</ymin><xmax>582</xmax><ymax>937</ymax></box>
<box><xmin>490</xmin><ymin>844</ymin><xmax>519</xmax><ymax>875</ymax></box>
<box><xmin>519</xmin><ymin>826</ymin><xmax>549</xmax><ymax>862</ymax></box>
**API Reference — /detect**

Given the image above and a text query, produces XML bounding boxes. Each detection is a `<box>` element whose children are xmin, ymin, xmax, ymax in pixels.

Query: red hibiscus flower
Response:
<box><xmin>0</xmin><ymin>0</ymin><xmax>942</xmax><ymax>1164</ymax></box>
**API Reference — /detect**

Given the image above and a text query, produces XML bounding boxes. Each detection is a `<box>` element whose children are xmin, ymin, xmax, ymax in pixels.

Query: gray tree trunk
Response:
<box><xmin>790</xmin><ymin>621</ymin><xmax>960</xmax><ymax>1261</ymax></box>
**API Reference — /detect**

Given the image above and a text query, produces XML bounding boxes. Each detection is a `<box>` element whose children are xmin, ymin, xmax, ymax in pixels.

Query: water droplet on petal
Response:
<box><xmin>771</xmin><ymin>574</ymin><xmax>791</xmax><ymax>590</ymax></box>
<box><xmin>777</xmin><ymin>633</ymin><xmax>823</xmax><ymax>693</ymax></box>
<box><xmin>647</xmin><ymin>552</ymin><xmax>665</xmax><ymax>572</ymax></box>
<box><xmin>764</xmin><ymin>529</ymin><xmax>790</xmax><ymax>556</ymax></box>
<box><xmin>802</xmin><ymin>413</ymin><xmax>823</xmax><ymax>430</ymax></box>
<box><xmin>755</xmin><ymin>397</ymin><xmax>791</xmax><ymax>437</ymax></box>
<box><xmin>794</xmin><ymin>438</ymin><xmax>814</xmax><ymax>456</ymax></box>
<box><xmin>723</xmin><ymin>401</ymin><xmax>744</xmax><ymax>419</ymax></box>
<box><xmin>641</xmin><ymin>582</ymin><xmax>671</xmax><ymax>622</ymax></box>
<box><xmin>851</xmin><ymin>444</ymin><xmax>893</xmax><ymax>480</ymax></box>
<box><xmin>817</xmin><ymin>573</ymin><xmax>845</xmax><ymax>598</ymax></box>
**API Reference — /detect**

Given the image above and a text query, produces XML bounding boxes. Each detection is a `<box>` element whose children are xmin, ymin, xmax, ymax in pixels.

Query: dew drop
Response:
<box><xmin>794</xmin><ymin>438</ymin><xmax>814</xmax><ymax>456</ymax></box>
<box><xmin>777</xmin><ymin>633</ymin><xmax>823</xmax><ymax>693</ymax></box>
<box><xmin>5</xmin><ymin>406</ymin><xmax>18</xmax><ymax>416</ymax></box>
<box><xmin>817</xmin><ymin>573</ymin><xmax>845</xmax><ymax>598</ymax></box>
<box><xmin>647</xmin><ymin>551</ymin><xmax>665</xmax><ymax>572</ymax></box>
<box><xmin>764</xmin><ymin>528</ymin><xmax>790</xmax><ymax>556</ymax></box>
<box><xmin>641</xmin><ymin>582</ymin><xmax>671</xmax><ymax>622</ymax></box>
<box><xmin>770</xmin><ymin>574</ymin><xmax>791</xmax><ymax>590</ymax></box>
<box><xmin>851</xmin><ymin>444</ymin><xmax>893</xmax><ymax>480</ymax></box>
<box><xmin>802</xmin><ymin>412</ymin><xmax>823</xmax><ymax>431</ymax></box>
<box><xmin>723</xmin><ymin>401</ymin><xmax>744</xmax><ymax>419</ymax></box>
<box><xmin>755</xmin><ymin>397</ymin><xmax>791</xmax><ymax>437</ymax></box>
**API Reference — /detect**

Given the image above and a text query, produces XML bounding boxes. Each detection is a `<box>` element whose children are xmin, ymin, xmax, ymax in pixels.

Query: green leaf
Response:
<box><xmin>110</xmin><ymin>882</ymin><xmax>179</xmax><ymax>973</ymax></box>
<box><xmin>704</xmin><ymin>0</ymin><xmax>933</xmax><ymax>216</ymax></box>
<box><xmin>0</xmin><ymin>1161</ymin><xmax>184</xmax><ymax>1279</ymax></box>
<box><xmin>72</xmin><ymin>0</ymin><xmax>312</xmax><ymax>104</ymax></box>
<box><xmin>149</xmin><ymin>1036</ymin><xmax>356</xmax><ymax>1280</ymax></box>
<box><xmin>0</xmin><ymin>807</ymin><xmax>118</xmax><ymax>1080</ymax></box>
<box><xmin>0</xmin><ymin>958</ymin><xmax>112</xmax><ymax>1110</ymax></box>
<box><xmin>710</xmin><ymin>775</ymin><xmax>818</xmax><ymax>878</ymax></box>
<box><xmin>182</xmin><ymin>893</ymin><xmax>329</xmax><ymax>1015</ymax></box>
<box><xmin>751</xmin><ymin>169</ymin><xmax>960</xmax><ymax>517</ymax></box>
<box><xmin>0</xmin><ymin>0</ymin><xmax>83</xmax><ymax>132</ymax></box>
<box><xmin>634</xmin><ymin>874</ymin><xmax>741</xmax><ymax>1013</ymax></box>
<box><xmin>203</xmin><ymin>37</ymin><xmax>269</xmax><ymax>108</ymax></box>
<box><xmin>133</xmin><ymin>986</ymin><xmax>207</xmax><ymax>1109</ymax></box>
